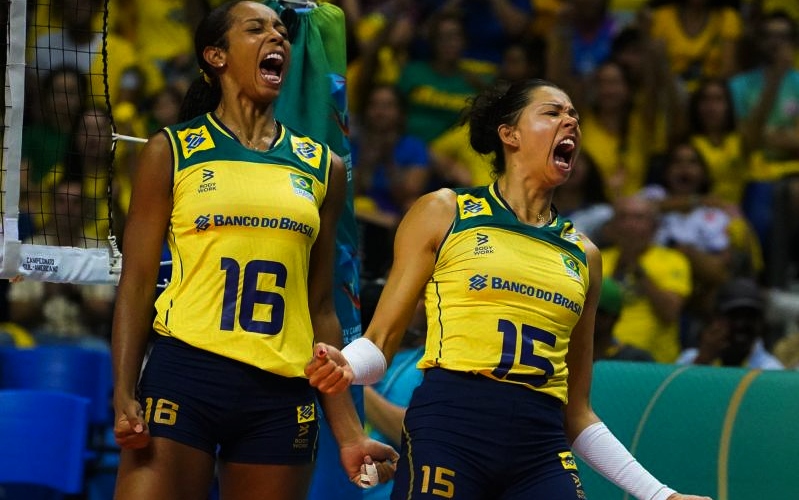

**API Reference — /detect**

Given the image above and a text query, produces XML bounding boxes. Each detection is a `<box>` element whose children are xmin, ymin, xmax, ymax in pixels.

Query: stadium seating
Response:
<box><xmin>0</xmin><ymin>345</ymin><xmax>119</xmax><ymax>498</ymax></box>
<box><xmin>0</xmin><ymin>389</ymin><xmax>90</xmax><ymax>496</ymax></box>
<box><xmin>0</xmin><ymin>345</ymin><xmax>113</xmax><ymax>428</ymax></box>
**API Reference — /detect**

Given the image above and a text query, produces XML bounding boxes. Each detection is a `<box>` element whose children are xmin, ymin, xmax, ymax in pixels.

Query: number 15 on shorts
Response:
<box><xmin>419</xmin><ymin>465</ymin><xmax>455</xmax><ymax>498</ymax></box>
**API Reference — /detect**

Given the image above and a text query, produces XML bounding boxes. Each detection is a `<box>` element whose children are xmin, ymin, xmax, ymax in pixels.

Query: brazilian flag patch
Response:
<box><xmin>561</xmin><ymin>254</ymin><xmax>581</xmax><ymax>280</ymax></box>
<box><xmin>290</xmin><ymin>173</ymin><xmax>315</xmax><ymax>202</ymax></box>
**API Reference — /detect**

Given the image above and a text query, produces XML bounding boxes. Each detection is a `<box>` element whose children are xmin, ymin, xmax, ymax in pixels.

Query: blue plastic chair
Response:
<box><xmin>0</xmin><ymin>345</ymin><xmax>113</xmax><ymax>427</ymax></box>
<box><xmin>0</xmin><ymin>389</ymin><xmax>90</xmax><ymax>494</ymax></box>
<box><xmin>0</xmin><ymin>345</ymin><xmax>119</xmax><ymax>495</ymax></box>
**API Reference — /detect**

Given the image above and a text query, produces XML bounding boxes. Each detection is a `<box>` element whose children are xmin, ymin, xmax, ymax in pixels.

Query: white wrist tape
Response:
<box><xmin>341</xmin><ymin>337</ymin><xmax>387</xmax><ymax>385</ymax></box>
<box><xmin>572</xmin><ymin>422</ymin><xmax>676</xmax><ymax>500</ymax></box>
<box><xmin>355</xmin><ymin>461</ymin><xmax>380</xmax><ymax>489</ymax></box>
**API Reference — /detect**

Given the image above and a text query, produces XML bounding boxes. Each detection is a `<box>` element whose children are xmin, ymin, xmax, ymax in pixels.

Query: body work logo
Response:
<box><xmin>561</xmin><ymin>254</ymin><xmax>581</xmax><ymax>280</ymax></box>
<box><xmin>290</xmin><ymin>173</ymin><xmax>315</xmax><ymax>202</ymax></box>
<box><xmin>178</xmin><ymin>125</ymin><xmax>215</xmax><ymax>159</ymax></box>
<box><xmin>198</xmin><ymin>168</ymin><xmax>216</xmax><ymax>193</ymax></box>
<box><xmin>291</xmin><ymin>136</ymin><xmax>322</xmax><ymax>169</ymax></box>
<box><xmin>458</xmin><ymin>194</ymin><xmax>492</xmax><ymax>219</ymax></box>
<box><xmin>474</xmin><ymin>232</ymin><xmax>494</xmax><ymax>255</ymax></box>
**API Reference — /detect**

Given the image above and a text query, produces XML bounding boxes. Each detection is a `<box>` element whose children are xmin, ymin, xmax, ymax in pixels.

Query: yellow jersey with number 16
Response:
<box><xmin>153</xmin><ymin>113</ymin><xmax>331</xmax><ymax>378</ymax></box>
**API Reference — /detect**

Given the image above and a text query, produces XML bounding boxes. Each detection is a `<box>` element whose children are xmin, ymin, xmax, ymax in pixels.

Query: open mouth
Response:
<box><xmin>554</xmin><ymin>137</ymin><xmax>575</xmax><ymax>168</ymax></box>
<box><xmin>260</xmin><ymin>52</ymin><xmax>284</xmax><ymax>84</ymax></box>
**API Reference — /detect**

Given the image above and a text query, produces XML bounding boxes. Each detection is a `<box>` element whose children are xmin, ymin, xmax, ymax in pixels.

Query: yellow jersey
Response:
<box><xmin>154</xmin><ymin>113</ymin><xmax>331</xmax><ymax>378</ymax></box>
<box><xmin>419</xmin><ymin>184</ymin><xmax>589</xmax><ymax>403</ymax></box>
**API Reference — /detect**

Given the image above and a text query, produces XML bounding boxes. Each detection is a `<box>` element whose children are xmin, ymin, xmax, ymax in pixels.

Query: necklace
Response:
<box><xmin>239</xmin><ymin>119</ymin><xmax>278</xmax><ymax>151</ymax></box>
<box><xmin>536</xmin><ymin>209</ymin><xmax>552</xmax><ymax>224</ymax></box>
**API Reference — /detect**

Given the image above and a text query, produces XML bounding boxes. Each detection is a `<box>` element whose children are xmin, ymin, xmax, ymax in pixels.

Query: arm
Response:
<box><xmin>566</xmin><ymin>239</ymin><xmax>711</xmax><ymax>500</ymax></box>
<box><xmin>634</xmin><ymin>266</ymin><xmax>685</xmax><ymax>324</ymax></box>
<box><xmin>486</xmin><ymin>0</ymin><xmax>533</xmax><ymax>38</ymax></box>
<box><xmin>545</xmin><ymin>4</ymin><xmax>576</xmax><ymax>97</ymax></box>
<box><xmin>364</xmin><ymin>385</ymin><xmax>406</xmax><ymax>448</ymax></box>
<box><xmin>389</xmin><ymin>164</ymin><xmax>430</xmax><ymax>214</ymax></box>
<box><xmin>309</xmin><ymin>153</ymin><xmax>400</xmax><ymax>484</ymax></box>
<box><xmin>363</xmin><ymin>189</ymin><xmax>453</xmax><ymax>362</ymax></box>
<box><xmin>613</xmin><ymin>240</ymin><xmax>686</xmax><ymax>325</ymax></box>
<box><xmin>307</xmin><ymin>188</ymin><xmax>455</xmax><ymax>388</ymax></box>
<box><xmin>564</xmin><ymin>238</ymin><xmax>604</xmax><ymax>440</ymax></box>
<box><xmin>740</xmin><ymin>42</ymin><xmax>794</xmax><ymax>157</ymax></box>
<box><xmin>674</xmin><ymin>244</ymin><xmax>731</xmax><ymax>288</ymax></box>
<box><xmin>111</xmin><ymin>132</ymin><xmax>173</xmax><ymax>449</ymax></box>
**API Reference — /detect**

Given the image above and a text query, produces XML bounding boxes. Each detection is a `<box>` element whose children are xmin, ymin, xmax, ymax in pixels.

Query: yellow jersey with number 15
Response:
<box><xmin>419</xmin><ymin>183</ymin><xmax>589</xmax><ymax>403</ymax></box>
<box><xmin>153</xmin><ymin>113</ymin><xmax>331</xmax><ymax>378</ymax></box>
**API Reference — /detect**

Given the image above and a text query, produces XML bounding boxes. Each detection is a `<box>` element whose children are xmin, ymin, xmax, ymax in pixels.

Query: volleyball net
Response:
<box><xmin>1</xmin><ymin>0</ymin><xmax>121</xmax><ymax>285</ymax></box>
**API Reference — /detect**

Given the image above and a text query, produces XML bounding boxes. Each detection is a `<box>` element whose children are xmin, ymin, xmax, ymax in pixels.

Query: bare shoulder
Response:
<box><xmin>397</xmin><ymin>188</ymin><xmax>457</xmax><ymax>251</ymax></box>
<box><xmin>404</xmin><ymin>188</ymin><xmax>457</xmax><ymax>228</ymax></box>
<box><xmin>330</xmin><ymin>150</ymin><xmax>346</xmax><ymax>174</ymax></box>
<box><xmin>577</xmin><ymin>232</ymin><xmax>603</xmax><ymax>298</ymax></box>
<box><xmin>410</xmin><ymin>188</ymin><xmax>457</xmax><ymax>216</ymax></box>
<box><xmin>132</xmin><ymin>131</ymin><xmax>173</xmax><ymax>188</ymax></box>
<box><xmin>577</xmin><ymin>232</ymin><xmax>601</xmax><ymax>264</ymax></box>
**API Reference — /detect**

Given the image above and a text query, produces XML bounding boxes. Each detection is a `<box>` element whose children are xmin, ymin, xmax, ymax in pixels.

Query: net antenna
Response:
<box><xmin>2</xmin><ymin>0</ymin><xmax>122</xmax><ymax>285</ymax></box>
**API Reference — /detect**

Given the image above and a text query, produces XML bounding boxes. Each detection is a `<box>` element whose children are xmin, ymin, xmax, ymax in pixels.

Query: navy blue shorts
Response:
<box><xmin>390</xmin><ymin>369</ymin><xmax>587</xmax><ymax>500</ymax></box>
<box><xmin>138</xmin><ymin>335</ymin><xmax>319</xmax><ymax>464</ymax></box>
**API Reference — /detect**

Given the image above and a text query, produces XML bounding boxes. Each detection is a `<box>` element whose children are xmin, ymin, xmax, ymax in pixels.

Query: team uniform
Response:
<box><xmin>266</xmin><ymin>2</ymin><xmax>367</xmax><ymax>497</ymax></box>
<box><xmin>139</xmin><ymin>113</ymin><xmax>332</xmax><ymax>463</ymax></box>
<box><xmin>392</xmin><ymin>183</ymin><xmax>590</xmax><ymax>500</ymax></box>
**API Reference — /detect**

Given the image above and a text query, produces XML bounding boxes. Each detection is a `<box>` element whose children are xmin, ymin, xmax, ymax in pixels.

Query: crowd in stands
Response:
<box><xmin>5</xmin><ymin>0</ymin><xmax>799</xmax><ymax>368</ymax></box>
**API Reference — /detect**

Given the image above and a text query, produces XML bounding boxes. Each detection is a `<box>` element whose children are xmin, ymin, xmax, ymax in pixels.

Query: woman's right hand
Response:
<box><xmin>113</xmin><ymin>396</ymin><xmax>150</xmax><ymax>449</ymax></box>
<box><xmin>305</xmin><ymin>342</ymin><xmax>355</xmax><ymax>394</ymax></box>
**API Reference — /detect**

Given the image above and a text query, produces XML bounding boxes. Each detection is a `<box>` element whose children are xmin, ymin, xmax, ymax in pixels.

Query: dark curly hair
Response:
<box><xmin>466</xmin><ymin>78</ymin><xmax>563</xmax><ymax>176</ymax></box>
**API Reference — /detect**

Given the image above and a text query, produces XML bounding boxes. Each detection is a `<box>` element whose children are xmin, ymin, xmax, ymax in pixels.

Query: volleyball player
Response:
<box><xmin>307</xmin><ymin>79</ymin><xmax>712</xmax><ymax>500</ymax></box>
<box><xmin>111</xmin><ymin>2</ymin><xmax>397</xmax><ymax>498</ymax></box>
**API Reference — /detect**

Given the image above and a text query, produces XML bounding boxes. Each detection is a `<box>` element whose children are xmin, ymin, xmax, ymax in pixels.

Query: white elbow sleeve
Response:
<box><xmin>341</xmin><ymin>337</ymin><xmax>387</xmax><ymax>385</ymax></box>
<box><xmin>572</xmin><ymin>422</ymin><xmax>676</xmax><ymax>500</ymax></box>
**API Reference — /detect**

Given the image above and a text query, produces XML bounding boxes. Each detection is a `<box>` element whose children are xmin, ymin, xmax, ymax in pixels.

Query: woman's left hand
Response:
<box><xmin>340</xmin><ymin>437</ymin><xmax>400</xmax><ymax>488</ymax></box>
<box><xmin>667</xmin><ymin>494</ymin><xmax>713</xmax><ymax>500</ymax></box>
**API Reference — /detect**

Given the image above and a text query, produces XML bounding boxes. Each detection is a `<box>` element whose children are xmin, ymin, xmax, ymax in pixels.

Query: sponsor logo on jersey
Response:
<box><xmin>474</xmin><ymin>232</ymin><xmax>494</xmax><ymax>255</ymax></box>
<box><xmin>290</xmin><ymin>136</ymin><xmax>322</xmax><ymax>170</ymax></box>
<box><xmin>559</xmin><ymin>451</ymin><xmax>578</xmax><ymax>470</ymax></box>
<box><xmin>468</xmin><ymin>274</ymin><xmax>488</xmax><ymax>291</ymax></box>
<box><xmin>195</xmin><ymin>214</ymin><xmax>211</xmax><ymax>231</ymax></box>
<box><xmin>290</xmin><ymin>173</ymin><xmax>315</xmax><ymax>202</ymax></box>
<box><xmin>198</xmin><ymin>168</ymin><xmax>217</xmax><ymax>193</ymax></box>
<box><xmin>470</xmin><ymin>275</ymin><xmax>584</xmax><ymax>315</ymax></box>
<box><xmin>201</xmin><ymin>214</ymin><xmax>316</xmax><ymax>237</ymax></box>
<box><xmin>178</xmin><ymin>125</ymin><xmax>215</xmax><ymax>159</ymax></box>
<box><xmin>458</xmin><ymin>194</ymin><xmax>492</xmax><ymax>219</ymax></box>
<box><xmin>561</xmin><ymin>254</ymin><xmax>581</xmax><ymax>280</ymax></box>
